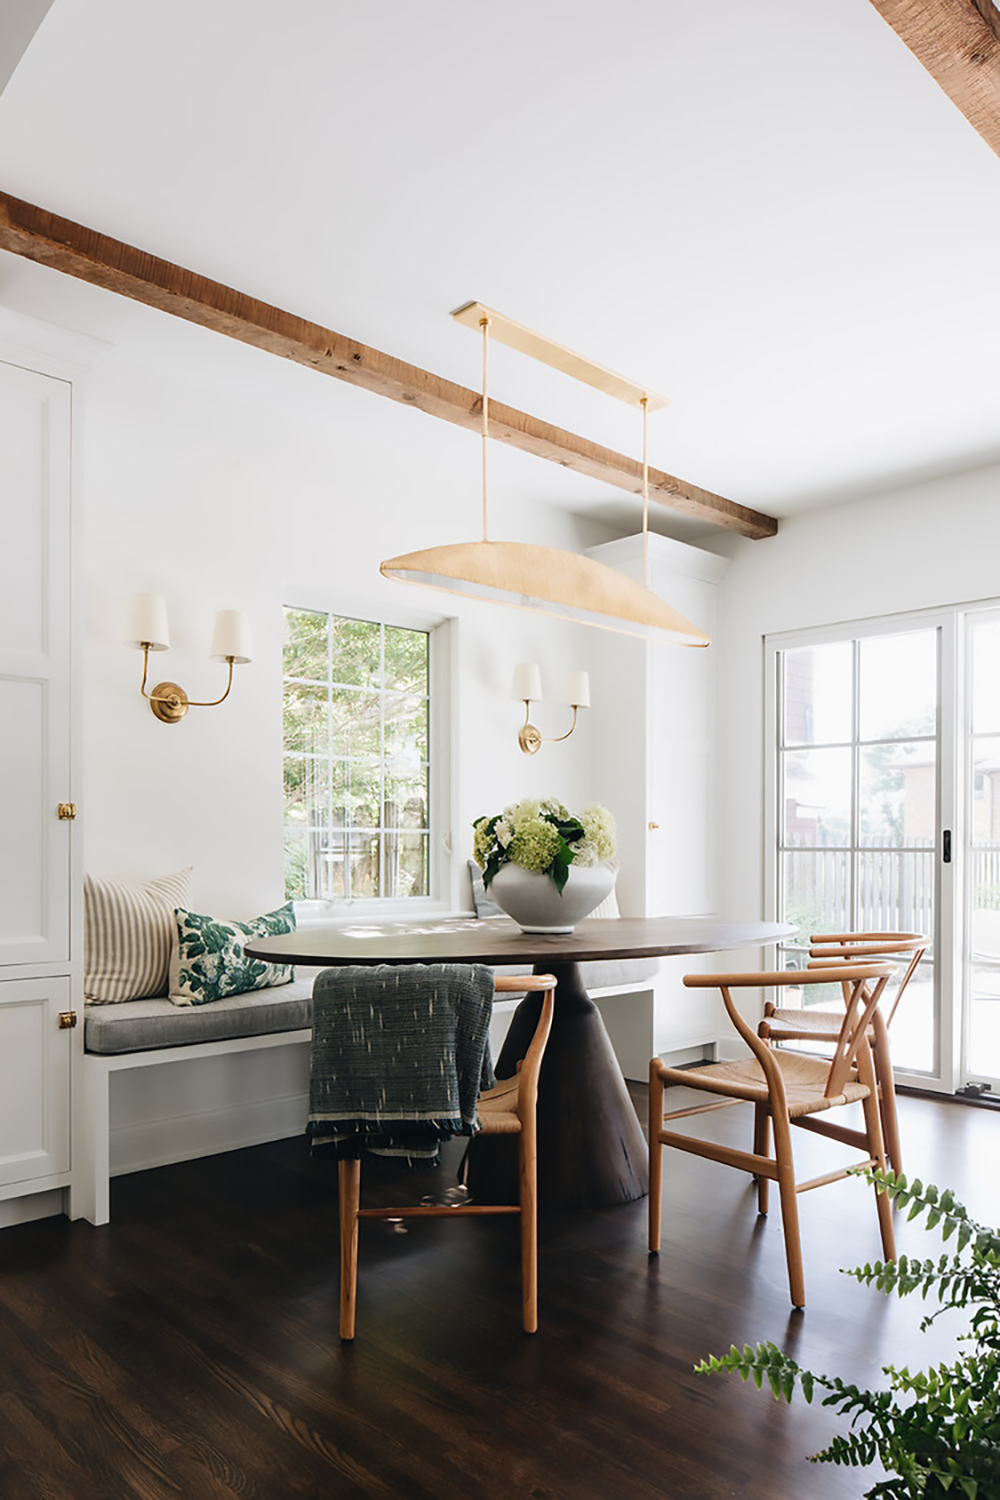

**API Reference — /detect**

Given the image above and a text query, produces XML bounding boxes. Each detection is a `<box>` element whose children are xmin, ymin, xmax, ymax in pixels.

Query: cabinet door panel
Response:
<box><xmin>0</xmin><ymin>977</ymin><xmax>71</xmax><ymax>1186</ymax></box>
<box><xmin>648</xmin><ymin>749</ymin><xmax>713</xmax><ymax>915</ymax></box>
<box><xmin>0</xmin><ymin>677</ymin><xmax>49</xmax><ymax>948</ymax></box>
<box><xmin>0</xmin><ymin>362</ymin><xmax>71</xmax><ymax>965</ymax></box>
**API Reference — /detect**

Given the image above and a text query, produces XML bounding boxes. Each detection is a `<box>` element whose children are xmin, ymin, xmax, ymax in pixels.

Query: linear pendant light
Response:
<box><xmin>380</xmin><ymin>305</ymin><xmax>709</xmax><ymax>647</ymax></box>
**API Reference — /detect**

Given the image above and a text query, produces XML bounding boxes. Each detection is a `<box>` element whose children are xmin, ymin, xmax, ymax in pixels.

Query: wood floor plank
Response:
<box><xmin>0</xmin><ymin>1090</ymin><xmax>993</xmax><ymax>1498</ymax></box>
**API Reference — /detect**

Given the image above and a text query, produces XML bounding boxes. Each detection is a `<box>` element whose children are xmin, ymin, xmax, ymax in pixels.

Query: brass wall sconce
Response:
<box><xmin>125</xmin><ymin>593</ymin><xmax>252</xmax><ymax>723</ymax></box>
<box><xmin>512</xmin><ymin>663</ymin><xmax>590</xmax><ymax>755</ymax></box>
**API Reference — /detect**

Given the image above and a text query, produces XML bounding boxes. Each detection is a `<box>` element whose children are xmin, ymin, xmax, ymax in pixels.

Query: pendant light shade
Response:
<box><xmin>379</xmin><ymin>304</ymin><xmax>710</xmax><ymax>647</ymax></box>
<box><xmin>380</xmin><ymin>539</ymin><xmax>708</xmax><ymax>644</ymax></box>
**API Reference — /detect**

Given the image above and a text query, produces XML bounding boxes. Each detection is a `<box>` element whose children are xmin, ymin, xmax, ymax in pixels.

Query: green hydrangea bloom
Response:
<box><xmin>581</xmin><ymin>804</ymin><xmax>617</xmax><ymax>861</ymax></box>
<box><xmin>504</xmin><ymin>798</ymin><xmax>542</xmax><ymax>831</ymax></box>
<box><xmin>508</xmin><ymin>820</ymin><xmax>562</xmax><ymax>873</ymax></box>
<box><xmin>472</xmin><ymin>817</ymin><xmax>494</xmax><ymax>869</ymax></box>
<box><xmin>472</xmin><ymin>797</ymin><xmax>616</xmax><ymax>884</ymax></box>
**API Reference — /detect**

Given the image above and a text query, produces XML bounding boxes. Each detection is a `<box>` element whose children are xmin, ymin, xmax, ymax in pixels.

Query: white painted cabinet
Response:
<box><xmin>0</xmin><ymin>357</ymin><xmax>77</xmax><ymax>1221</ymax></box>
<box><xmin>587</xmin><ymin>533</ymin><xmax>729</xmax><ymax>1076</ymax></box>
<box><xmin>0</xmin><ymin>977</ymin><xmax>72</xmax><ymax>1188</ymax></box>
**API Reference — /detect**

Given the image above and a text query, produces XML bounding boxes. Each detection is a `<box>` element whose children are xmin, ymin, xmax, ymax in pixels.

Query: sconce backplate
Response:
<box><xmin>518</xmin><ymin>722</ymin><xmax>542</xmax><ymax>755</ymax></box>
<box><xmin>149</xmin><ymin>682</ymin><xmax>189</xmax><ymax>724</ymax></box>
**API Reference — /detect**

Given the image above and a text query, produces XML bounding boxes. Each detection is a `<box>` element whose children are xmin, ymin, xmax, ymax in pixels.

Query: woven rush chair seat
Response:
<box><xmin>475</xmin><ymin>1073</ymin><xmax>522</xmax><ymax>1132</ymax></box>
<box><xmin>678</xmin><ymin>1049</ymin><xmax>871</xmax><ymax>1118</ymax></box>
<box><xmin>759</xmin><ymin>931</ymin><xmax>927</xmax><ymax>1174</ymax></box>
<box><xmin>650</xmin><ymin>961</ymin><xmax>898</xmax><ymax>1308</ymax></box>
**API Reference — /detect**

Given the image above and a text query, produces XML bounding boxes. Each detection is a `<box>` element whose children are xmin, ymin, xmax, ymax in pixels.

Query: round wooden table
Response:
<box><xmin>245</xmin><ymin>915</ymin><xmax>793</xmax><ymax>1209</ymax></box>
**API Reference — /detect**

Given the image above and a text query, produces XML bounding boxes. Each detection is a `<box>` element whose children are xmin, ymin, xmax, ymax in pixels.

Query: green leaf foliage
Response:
<box><xmin>698</xmin><ymin>1171</ymin><xmax>1000</xmax><ymax>1500</ymax></box>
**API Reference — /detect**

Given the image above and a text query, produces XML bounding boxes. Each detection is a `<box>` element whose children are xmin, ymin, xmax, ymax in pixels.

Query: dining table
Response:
<box><xmin>245</xmin><ymin>914</ymin><xmax>794</xmax><ymax>1210</ymax></box>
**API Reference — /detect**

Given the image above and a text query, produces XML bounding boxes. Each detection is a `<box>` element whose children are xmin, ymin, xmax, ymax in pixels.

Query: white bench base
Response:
<box><xmin>71</xmin><ymin>1028</ymin><xmax>311</xmax><ymax>1226</ymax></box>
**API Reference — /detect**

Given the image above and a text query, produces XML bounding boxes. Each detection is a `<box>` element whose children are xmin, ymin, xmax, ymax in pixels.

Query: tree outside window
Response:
<box><xmin>282</xmin><ymin>608</ymin><xmax>430</xmax><ymax>902</ymax></box>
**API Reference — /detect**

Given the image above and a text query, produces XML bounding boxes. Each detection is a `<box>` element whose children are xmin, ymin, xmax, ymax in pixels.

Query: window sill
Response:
<box><xmin>293</xmin><ymin>899</ymin><xmax>471</xmax><ymax>927</ymax></box>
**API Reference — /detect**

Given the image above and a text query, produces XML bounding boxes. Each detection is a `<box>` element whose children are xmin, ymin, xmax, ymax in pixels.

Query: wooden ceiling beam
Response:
<box><xmin>0</xmin><ymin>190</ymin><xmax>777</xmax><ymax>540</ymax></box>
<box><xmin>869</xmin><ymin>0</ymin><xmax>1000</xmax><ymax>156</ymax></box>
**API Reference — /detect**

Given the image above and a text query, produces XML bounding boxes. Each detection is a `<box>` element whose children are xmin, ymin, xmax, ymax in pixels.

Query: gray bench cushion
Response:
<box><xmin>84</xmin><ymin>956</ymin><xmax>659</xmax><ymax>1057</ymax></box>
<box><xmin>85</xmin><ymin>975</ymin><xmax>315</xmax><ymax>1055</ymax></box>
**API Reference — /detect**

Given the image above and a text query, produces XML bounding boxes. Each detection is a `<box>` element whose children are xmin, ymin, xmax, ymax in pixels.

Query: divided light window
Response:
<box><xmin>282</xmin><ymin>608</ymin><xmax>430</xmax><ymax>903</ymax></box>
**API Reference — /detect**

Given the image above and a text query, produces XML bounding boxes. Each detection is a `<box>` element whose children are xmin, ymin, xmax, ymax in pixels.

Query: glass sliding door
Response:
<box><xmin>772</xmin><ymin>626</ymin><xmax>940</xmax><ymax>1078</ymax></box>
<box><xmin>965</xmin><ymin>612</ymin><xmax>1000</xmax><ymax>1090</ymax></box>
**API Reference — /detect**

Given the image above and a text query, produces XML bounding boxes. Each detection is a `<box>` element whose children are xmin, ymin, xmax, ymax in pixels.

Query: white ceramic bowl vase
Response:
<box><xmin>487</xmin><ymin>861</ymin><xmax>615</xmax><ymax>934</ymax></box>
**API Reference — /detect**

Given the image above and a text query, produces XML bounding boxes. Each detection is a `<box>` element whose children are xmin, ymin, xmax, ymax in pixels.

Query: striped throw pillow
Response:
<box><xmin>84</xmin><ymin>868</ymin><xmax>192</xmax><ymax>1004</ymax></box>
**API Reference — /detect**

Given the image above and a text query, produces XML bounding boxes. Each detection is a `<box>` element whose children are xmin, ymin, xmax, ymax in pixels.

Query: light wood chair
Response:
<box><xmin>338</xmin><ymin>972</ymin><xmax>556</xmax><ymax>1339</ymax></box>
<box><xmin>758</xmin><ymin>932</ymin><xmax>927</xmax><ymax>1176</ymax></box>
<box><xmin>649</xmin><ymin>962</ymin><xmax>897</xmax><ymax>1308</ymax></box>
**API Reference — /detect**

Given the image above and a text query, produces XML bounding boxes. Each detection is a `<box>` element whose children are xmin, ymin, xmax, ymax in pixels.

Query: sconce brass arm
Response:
<box><xmin>139</xmin><ymin>646</ymin><xmax>235</xmax><ymax>724</ymax></box>
<box><xmin>517</xmin><ymin>701</ymin><xmax>580</xmax><ymax>755</ymax></box>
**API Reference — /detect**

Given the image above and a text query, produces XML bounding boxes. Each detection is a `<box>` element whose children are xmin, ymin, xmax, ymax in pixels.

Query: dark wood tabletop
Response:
<box><xmin>244</xmin><ymin>914</ymin><xmax>794</xmax><ymax>968</ymax></box>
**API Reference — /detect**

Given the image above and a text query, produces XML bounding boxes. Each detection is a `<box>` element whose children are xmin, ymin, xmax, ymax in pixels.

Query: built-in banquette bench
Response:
<box><xmin>78</xmin><ymin>868</ymin><xmax>658</xmax><ymax>1226</ymax></box>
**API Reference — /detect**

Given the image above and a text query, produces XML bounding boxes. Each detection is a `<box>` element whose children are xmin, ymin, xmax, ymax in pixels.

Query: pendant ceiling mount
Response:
<box><xmin>379</xmin><ymin>305</ymin><xmax>709</xmax><ymax>647</ymax></box>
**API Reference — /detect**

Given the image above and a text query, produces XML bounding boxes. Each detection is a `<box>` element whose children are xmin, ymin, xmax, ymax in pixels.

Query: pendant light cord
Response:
<box><xmin>480</xmin><ymin>315</ymin><xmax>491</xmax><ymax>543</ymax></box>
<box><xmin>641</xmin><ymin>394</ymin><xmax>649</xmax><ymax>590</ymax></box>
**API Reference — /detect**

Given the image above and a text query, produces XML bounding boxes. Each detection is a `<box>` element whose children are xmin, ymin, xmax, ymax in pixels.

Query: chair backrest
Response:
<box><xmin>493</xmin><ymin>973</ymin><xmax>556</xmax><ymax>1120</ymax></box>
<box><xmin>808</xmin><ymin>931</ymin><xmax>927</xmax><ymax>1027</ymax></box>
<box><xmin>683</xmin><ymin>963</ymin><xmax>896</xmax><ymax>1100</ymax></box>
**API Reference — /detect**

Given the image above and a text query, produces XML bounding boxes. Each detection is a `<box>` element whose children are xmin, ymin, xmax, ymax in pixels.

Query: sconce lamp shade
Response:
<box><xmin>561</xmin><ymin>670</ymin><xmax>590</xmax><ymax>708</ymax></box>
<box><xmin>511</xmin><ymin>662</ymin><xmax>543</xmax><ymax>703</ymax></box>
<box><xmin>380</xmin><ymin>540</ymin><xmax>709</xmax><ymax>646</ymax></box>
<box><xmin>209</xmin><ymin>610</ymin><xmax>253</xmax><ymax>663</ymax></box>
<box><xmin>125</xmin><ymin>593</ymin><xmax>170</xmax><ymax>651</ymax></box>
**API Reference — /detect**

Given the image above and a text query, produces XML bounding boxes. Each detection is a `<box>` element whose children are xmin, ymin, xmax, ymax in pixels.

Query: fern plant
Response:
<box><xmin>695</xmin><ymin>1173</ymin><xmax>1000</xmax><ymax>1499</ymax></box>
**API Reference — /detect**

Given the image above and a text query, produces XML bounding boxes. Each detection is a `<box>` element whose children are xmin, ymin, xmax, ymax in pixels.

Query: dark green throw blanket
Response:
<box><xmin>307</xmin><ymin>963</ymin><xmax>496</xmax><ymax>1163</ymax></box>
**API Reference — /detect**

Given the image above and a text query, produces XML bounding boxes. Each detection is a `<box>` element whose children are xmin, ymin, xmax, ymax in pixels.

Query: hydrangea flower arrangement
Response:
<box><xmin>473</xmin><ymin>797</ymin><xmax>617</xmax><ymax>893</ymax></box>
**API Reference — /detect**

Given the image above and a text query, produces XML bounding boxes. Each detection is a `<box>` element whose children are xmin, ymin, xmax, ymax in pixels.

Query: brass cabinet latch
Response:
<box><xmin>58</xmin><ymin>1011</ymin><xmax>78</xmax><ymax>1030</ymax></box>
<box><xmin>648</xmin><ymin>821</ymin><xmax>660</xmax><ymax>831</ymax></box>
<box><xmin>58</xmin><ymin>803</ymin><xmax>77</xmax><ymax>821</ymax></box>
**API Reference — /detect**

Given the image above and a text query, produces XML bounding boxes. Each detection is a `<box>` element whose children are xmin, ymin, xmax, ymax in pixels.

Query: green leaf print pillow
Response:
<box><xmin>169</xmin><ymin>903</ymin><xmax>296</xmax><ymax>1006</ymax></box>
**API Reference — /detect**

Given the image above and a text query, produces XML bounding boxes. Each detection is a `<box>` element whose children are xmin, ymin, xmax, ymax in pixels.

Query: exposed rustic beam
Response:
<box><xmin>0</xmin><ymin>190</ymin><xmax>777</xmax><ymax>540</ymax></box>
<box><xmin>869</xmin><ymin>0</ymin><xmax>1000</xmax><ymax>156</ymax></box>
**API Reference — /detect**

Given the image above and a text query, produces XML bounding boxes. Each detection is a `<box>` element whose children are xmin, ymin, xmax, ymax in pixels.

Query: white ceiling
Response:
<box><xmin>1</xmin><ymin>0</ymin><xmax>999</xmax><ymax>543</ymax></box>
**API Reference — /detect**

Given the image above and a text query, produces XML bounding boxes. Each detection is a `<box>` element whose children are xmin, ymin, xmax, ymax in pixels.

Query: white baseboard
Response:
<box><xmin>110</xmin><ymin>1090</ymin><xmax>309</xmax><ymax>1176</ymax></box>
<box><xmin>0</xmin><ymin>1188</ymin><xmax>66</xmax><ymax>1227</ymax></box>
<box><xmin>107</xmin><ymin>1042</ymin><xmax>312</xmax><ymax>1177</ymax></box>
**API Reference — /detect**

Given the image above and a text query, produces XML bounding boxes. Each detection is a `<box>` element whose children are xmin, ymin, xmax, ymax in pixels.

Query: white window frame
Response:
<box><xmin>282</xmin><ymin>596</ymin><xmax>456</xmax><ymax>923</ymax></box>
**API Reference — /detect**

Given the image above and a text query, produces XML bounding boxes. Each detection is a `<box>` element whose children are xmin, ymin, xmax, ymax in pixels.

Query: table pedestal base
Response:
<box><xmin>467</xmin><ymin>961</ymin><xmax>649</xmax><ymax>1210</ymax></box>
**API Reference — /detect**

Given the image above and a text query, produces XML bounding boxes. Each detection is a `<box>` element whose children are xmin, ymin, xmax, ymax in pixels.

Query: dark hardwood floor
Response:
<box><xmin>0</xmin><ymin>1088</ymin><xmax>995</xmax><ymax>1499</ymax></box>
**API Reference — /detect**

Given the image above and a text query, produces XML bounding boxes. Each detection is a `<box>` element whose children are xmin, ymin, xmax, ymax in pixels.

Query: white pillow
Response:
<box><xmin>590</xmin><ymin>885</ymin><xmax>620</xmax><ymax>919</ymax></box>
<box><xmin>84</xmin><ymin>868</ymin><xmax>192</xmax><ymax>1003</ymax></box>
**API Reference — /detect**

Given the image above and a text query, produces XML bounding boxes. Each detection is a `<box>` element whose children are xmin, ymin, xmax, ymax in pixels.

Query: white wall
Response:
<box><xmin>716</xmin><ymin>460</ymin><xmax>1000</xmax><ymax>927</ymax></box>
<box><xmin>79</xmin><ymin>341</ymin><xmax>623</xmax><ymax>919</ymax></box>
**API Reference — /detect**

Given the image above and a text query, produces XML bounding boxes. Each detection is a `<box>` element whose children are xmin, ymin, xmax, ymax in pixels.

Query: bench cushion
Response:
<box><xmin>84</xmin><ymin>956</ymin><xmax>659</xmax><ymax>1058</ymax></box>
<box><xmin>85</xmin><ymin>975</ymin><xmax>315</xmax><ymax>1055</ymax></box>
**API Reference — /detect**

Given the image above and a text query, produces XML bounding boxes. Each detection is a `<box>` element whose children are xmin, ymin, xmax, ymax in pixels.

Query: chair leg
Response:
<box><xmin>871</xmin><ymin>1009</ymin><xmax>902</xmax><ymax>1178</ymax></box>
<box><xmin>858</xmin><ymin>1049</ymin><xmax>896</xmax><ymax>1265</ymax></box>
<box><xmin>753</xmin><ymin>1102</ymin><xmax>771</xmax><ymax>1215</ymax></box>
<box><xmin>339</xmin><ymin>1157</ymin><xmax>361</xmax><ymax>1341</ymax></box>
<box><xmin>771</xmin><ymin>1111</ymin><xmax>805</xmax><ymax>1309</ymax></box>
<box><xmin>519</xmin><ymin>1126</ymin><xmax>539</xmax><ymax>1334</ymax></box>
<box><xmin>648</xmin><ymin>1062</ymin><xmax>664</xmax><ymax>1254</ymax></box>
